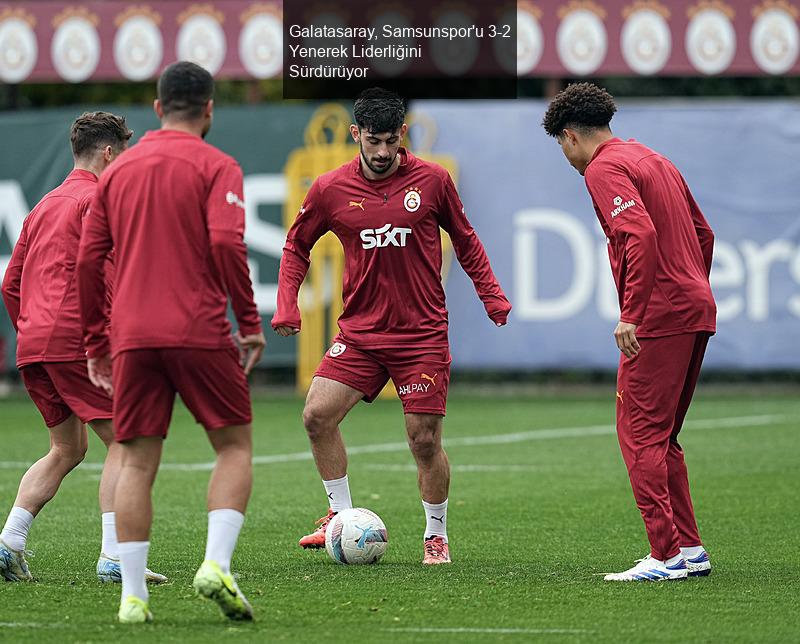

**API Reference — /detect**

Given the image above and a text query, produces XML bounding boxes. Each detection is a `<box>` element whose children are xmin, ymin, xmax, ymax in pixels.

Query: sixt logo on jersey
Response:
<box><xmin>610</xmin><ymin>196</ymin><xmax>635</xmax><ymax>218</ymax></box>
<box><xmin>360</xmin><ymin>224</ymin><xmax>412</xmax><ymax>249</ymax></box>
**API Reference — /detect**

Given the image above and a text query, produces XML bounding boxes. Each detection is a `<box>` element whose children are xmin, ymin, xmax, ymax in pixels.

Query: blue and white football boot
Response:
<box><xmin>604</xmin><ymin>554</ymin><xmax>688</xmax><ymax>581</ymax></box>
<box><xmin>97</xmin><ymin>554</ymin><xmax>168</xmax><ymax>584</ymax></box>
<box><xmin>681</xmin><ymin>548</ymin><xmax>712</xmax><ymax>577</ymax></box>
<box><xmin>0</xmin><ymin>538</ymin><xmax>33</xmax><ymax>581</ymax></box>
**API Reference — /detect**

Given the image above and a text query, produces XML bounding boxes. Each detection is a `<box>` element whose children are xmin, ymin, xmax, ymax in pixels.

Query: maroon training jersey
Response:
<box><xmin>78</xmin><ymin>129</ymin><xmax>262</xmax><ymax>359</ymax></box>
<box><xmin>584</xmin><ymin>138</ymin><xmax>716</xmax><ymax>338</ymax></box>
<box><xmin>272</xmin><ymin>149</ymin><xmax>511</xmax><ymax>347</ymax></box>
<box><xmin>2</xmin><ymin>169</ymin><xmax>111</xmax><ymax>368</ymax></box>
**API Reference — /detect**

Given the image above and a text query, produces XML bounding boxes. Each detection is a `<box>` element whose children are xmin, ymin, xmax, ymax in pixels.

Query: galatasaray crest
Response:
<box><xmin>621</xmin><ymin>1</ymin><xmax>672</xmax><ymax>75</ymax></box>
<box><xmin>686</xmin><ymin>1</ymin><xmax>737</xmax><ymax>75</ymax></box>
<box><xmin>51</xmin><ymin>6</ymin><xmax>100</xmax><ymax>83</ymax></box>
<box><xmin>114</xmin><ymin>6</ymin><xmax>163</xmax><ymax>81</ymax></box>
<box><xmin>750</xmin><ymin>0</ymin><xmax>799</xmax><ymax>75</ymax></box>
<box><xmin>556</xmin><ymin>1</ymin><xmax>608</xmax><ymax>76</ymax></box>
<box><xmin>177</xmin><ymin>4</ymin><xmax>227</xmax><ymax>75</ymax></box>
<box><xmin>0</xmin><ymin>8</ymin><xmax>37</xmax><ymax>83</ymax></box>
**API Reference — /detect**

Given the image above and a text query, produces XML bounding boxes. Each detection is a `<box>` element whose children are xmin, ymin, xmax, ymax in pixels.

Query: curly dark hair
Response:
<box><xmin>70</xmin><ymin>111</ymin><xmax>132</xmax><ymax>159</ymax></box>
<box><xmin>353</xmin><ymin>87</ymin><xmax>406</xmax><ymax>134</ymax></box>
<box><xmin>158</xmin><ymin>61</ymin><xmax>214</xmax><ymax>120</ymax></box>
<box><xmin>542</xmin><ymin>82</ymin><xmax>617</xmax><ymax>137</ymax></box>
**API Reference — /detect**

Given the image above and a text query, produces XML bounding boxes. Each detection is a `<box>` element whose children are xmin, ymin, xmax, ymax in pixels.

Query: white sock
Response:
<box><xmin>681</xmin><ymin>545</ymin><xmax>705</xmax><ymax>559</ymax></box>
<box><xmin>101</xmin><ymin>512</ymin><xmax>118</xmax><ymax>559</ymax></box>
<box><xmin>422</xmin><ymin>499</ymin><xmax>448</xmax><ymax>543</ymax></box>
<box><xmin>665</xmin><ymin>553</ymin><xmax>684</xmax><ymax>567</ymax></box>
<box><xmin>1</xmin><ymin>507</ymin><xmax>34</xmax><ymax>551</ymax></box>
<box><xmin>118</xmin><ymin>540</ymin><xmax>149</xmax><ymax>602</ymax></box>
<box><xmin>204</xmin><ymin>509</ymin><xmax>244</xmax><ymax>574</ymax></box>
<box><xmin>322</xmin><ymin>475</ymin><xmax>352</xmax><ymax>513</ymax></box>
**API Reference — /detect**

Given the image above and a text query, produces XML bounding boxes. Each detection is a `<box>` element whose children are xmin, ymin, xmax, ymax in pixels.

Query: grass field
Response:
<box><xmin>0</xmin><ymin>388</ymin><xmax>798</xmax><ymax>643</ymax></box>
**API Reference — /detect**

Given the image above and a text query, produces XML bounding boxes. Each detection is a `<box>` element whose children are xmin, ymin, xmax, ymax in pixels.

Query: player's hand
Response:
<box><xmin>614</xmin><ymin>321</ymin><xmax>640</xmax><ymax>359</ymax></box>
<box><xmin>274</xmin><ymin>325</ymin><xmax>300</xmax><ymax>337</ymax></box>
<box><xmin>235</xmin><ymin>330</ymin><xmax>266</xmax><ymax>375</ymax></box>
<box><xmin>88</xmin><ymin>354</ymin><xmax>114</xmax><ymax>397</ymax></box>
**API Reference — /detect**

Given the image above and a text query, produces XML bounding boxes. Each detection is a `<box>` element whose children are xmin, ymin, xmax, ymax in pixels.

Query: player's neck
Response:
<box><xmin>73</xmin><ymin>161</ymin><xmax>101</xmax><ymax>179</ymax></box>
<box><xmin>161</xmin><ymin>119</ymin><xmax>206</xmax><ymax>138</ymax></box>
<box><xmin>584</xmin><ymin>131</ymin><xmax>615</xmax><ymax>163</ymax></box>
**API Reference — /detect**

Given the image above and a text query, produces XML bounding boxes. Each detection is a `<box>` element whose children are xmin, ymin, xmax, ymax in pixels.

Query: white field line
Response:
<box><xmin>0</xmin><ymin>414</ymin><xmax>785</xmax><ymax>473</ymax></box>
<box><xmin>365</xmin><ymin>464</ymin><xmax>541</xmax><ymax>473</ymax></box>
<box><xmin>385</xmin><ymin>627</ymin><xmax>588</xmax><ymax>635</ymax></box>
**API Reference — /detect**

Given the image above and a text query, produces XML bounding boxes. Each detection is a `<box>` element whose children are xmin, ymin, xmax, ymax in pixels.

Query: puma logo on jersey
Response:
<box><xmin>360</xmin><ymin>224</ymin><xmax>412</xmax><ymax>249</ymax></box>
<box><xmin>616</xmin><ymin>390</ymin><xmax>624</xmax><ymax>404</ymax></box>
<box><xmin>421</xmin><ymin>373</ymin><xmax>437</xmax><ymax>386</ymax></box>
<box><xmin>349</xmin><ymin>198</ymin><xmax>366</xmax><ymax>211</ymax></box>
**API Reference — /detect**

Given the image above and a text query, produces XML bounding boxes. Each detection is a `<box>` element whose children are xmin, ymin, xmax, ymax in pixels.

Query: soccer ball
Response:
<box><xmin>325</xmin><ymin>508</ymin><xmax>388</xmax><ymax>565</ymax></box>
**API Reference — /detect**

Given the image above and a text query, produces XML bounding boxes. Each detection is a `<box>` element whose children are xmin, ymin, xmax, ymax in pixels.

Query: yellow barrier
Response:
<box><xmin>283</xmin><ymin>104</ymin><xmax>457</xmax><ymax>395</ymax></box>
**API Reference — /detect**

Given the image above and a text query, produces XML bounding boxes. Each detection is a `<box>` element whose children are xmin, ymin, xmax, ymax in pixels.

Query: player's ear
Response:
<box><xmin>153</xmin><ymin>99</ymin><xmax>163</xmax><ymax>119</ymax></box>
<box><xmin>400</xmin><ymin>123</ymin><xmax>408</xmax><ymax>138</ymax></box>
<box><xmin>205</xmin><ymin>99</ymin><xmax>214</xmax><ymax>118</ymax></box>
<box><xmin>102</xmin><ymin>145</ymin><xmax>113</xmax><ymax>163</ymax></box>
<box><xmin>350</xmin><ymin>124</ymin><xmax>360</xmax><ymax>143</ymax></box>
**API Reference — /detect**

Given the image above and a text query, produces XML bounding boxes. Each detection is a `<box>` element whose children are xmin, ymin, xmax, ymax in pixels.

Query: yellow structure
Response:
<box><xmin>283</xmin><ymin>104</ymin><xmax>458</xmax><ymax>394</ymax></box>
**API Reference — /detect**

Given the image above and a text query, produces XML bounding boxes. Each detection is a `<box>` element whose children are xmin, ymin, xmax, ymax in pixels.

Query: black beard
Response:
<box><xmin>360</xmin><ymin>145</ymin><xmax>394</xmax><ymax>175</ymax></box>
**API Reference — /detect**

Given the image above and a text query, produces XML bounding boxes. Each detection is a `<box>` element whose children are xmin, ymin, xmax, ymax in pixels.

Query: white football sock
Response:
<box><xmin>118</xmin><ymin>540</ymin><xmax>149</xmax><ymax>602</ymax></box>
<box><xmin>681</xmin><ymin>545</ymin><xmax>705</xmax><ymax>559</ymax></box>
<box><xmin>204</xmin><ymin>509</ymin><xmax>244</xmax><ymax>574</ymax></box>
<box><xmin>322</xmin><ymin>475</ymin><xmax>352</xmax><ymax>513</ymax></box>
<box><xmin>665</xmin><ymin>553</ymin><xmax>684</xmax><ymax>567</ymax></box>
<box><xmin>101</xmin><ymin>512</ymin><xmax>119</xmax><ymax>558</ymax></box>
<box><xmin>422</xmin><ymin>499</ymin><xmax>448</xmax><ymax>542</ymax></box>
<box><xmin>1</xmin><ymin>507</ymin><xmax>34</xmax><ymax>551</ymax></box>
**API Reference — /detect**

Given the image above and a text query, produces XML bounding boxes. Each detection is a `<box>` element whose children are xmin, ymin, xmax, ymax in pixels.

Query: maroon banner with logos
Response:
<box><xmin>0</xmin><ymin>1</ymin><xmax>798</xmax><ymax>83</ymax></box>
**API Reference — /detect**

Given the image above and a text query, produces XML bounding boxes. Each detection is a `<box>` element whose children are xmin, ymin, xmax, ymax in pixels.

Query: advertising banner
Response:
<box><xmin>418</xmin><ymin>99</ymin><xmax>800</xmax><ymax>369</ymax></box>
<box><xmin>0</xmin><ymin>1</ymin><xmax>798</xmax><ymax>84</ymax></box>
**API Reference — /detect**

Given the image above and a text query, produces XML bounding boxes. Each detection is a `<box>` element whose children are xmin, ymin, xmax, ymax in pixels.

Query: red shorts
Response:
<box><xmin>113</xmin><ymin>348</ymin><xmax>252</xmax><ymax>442</ymax></box>
<box><xmin>21</xmin><ymin>361</ymin><xmax>112</xmax><ymax>428</ymax></box>
<box><xmin>315</xmin><ymin>336</ymin><xmax>451</xmax><ymax>416</ymax></box>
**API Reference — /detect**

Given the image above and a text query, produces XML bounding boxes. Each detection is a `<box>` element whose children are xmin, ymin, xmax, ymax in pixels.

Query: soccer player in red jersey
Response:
<box><xmin>78</xmin><ymin>62</ymin><xmax>264</xmax><ymax>623</ymax></box>
<box><xmin>1</xmin><ymin>112</ymin><xmax>165</xmax><ymax>585</ymax></box>
<box><xmin>272</xmin><ymin>88</ymin><xmax>511</xmax><ymax>565</ymax></box>
<box><xmin>543</xmin><ymin>83</ymin><xmax>716</xmax><ymax>581</ymax></box>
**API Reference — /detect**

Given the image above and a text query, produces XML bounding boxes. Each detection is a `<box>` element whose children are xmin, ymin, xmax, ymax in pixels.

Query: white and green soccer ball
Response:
<box><xmin>325</xmin><ymin>507</ymin><xmax>388</xmax><ymax>565</ymax></box>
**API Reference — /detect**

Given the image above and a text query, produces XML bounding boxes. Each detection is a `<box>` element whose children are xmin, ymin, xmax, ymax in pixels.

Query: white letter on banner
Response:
<box><xmin>0</xmin><ymin>181</ymin><xmax>29</xmax><ymax>278</ymax></box>
<box><xmin>788</xmin><ymin>247</ymin><xmax>800</xmax><ymax>318</ymax></box>
<box><xmin>513</xmin><ymin>208</ymin><xmax>593</xmax><ymax>320</ymax></box>
<box><xmin>740</xmin><ymin>239</ymin><xmax>793</xmax><ymax>321</ymax></box>
<box><xmin>595</xmin><ymin>239</ymin><xmax>619</xmax><ymax>321</ymax></box>
<box><xmin>710</xmin><ymin>240</ymin><xmax>745</xmax><ymax>322</ymax></box>
<box><xmin>243</xmin><ymin>174</ymin><xmax>287</xmax><ymax>314</ymax></box>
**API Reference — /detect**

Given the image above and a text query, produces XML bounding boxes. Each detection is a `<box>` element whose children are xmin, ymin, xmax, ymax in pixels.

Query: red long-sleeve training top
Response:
<box><xmin>272</xmin><ymin>149</ymin><xmax>511</xmax><ymax>347</ymax></box>
<box><xmin>78</xmin><ymin>129</ymin><xmax>262</xmax><ymax>359</ymax></box>
<box><xmin>584</xmin><ymin>138</ymin><xmax>716</xmax><ymax>337</ymax></box>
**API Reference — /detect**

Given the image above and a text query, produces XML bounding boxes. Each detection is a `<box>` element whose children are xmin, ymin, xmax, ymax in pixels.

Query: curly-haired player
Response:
<box><xmin>543</xmin><ymin>83</ymin><xmax>716</xmax><ymax>582</ymax></box>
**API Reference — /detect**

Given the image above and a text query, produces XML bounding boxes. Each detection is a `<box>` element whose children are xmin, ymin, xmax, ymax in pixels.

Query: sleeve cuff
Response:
<box><xmin>86</xmin><ymin>340</ymin><xmax>111</xmax><ymax>359</ymax></box>
<box><xmin>238</xmin><ymin>320</ymin><xmax>263</xmax><ymax>337</ymax></box>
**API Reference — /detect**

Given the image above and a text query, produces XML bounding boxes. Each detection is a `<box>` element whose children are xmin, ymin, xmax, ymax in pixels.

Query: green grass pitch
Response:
<box><xmin>0</xmin><ymin>389</ymin><xmax>797</xmax><ymax>642</ymax></box>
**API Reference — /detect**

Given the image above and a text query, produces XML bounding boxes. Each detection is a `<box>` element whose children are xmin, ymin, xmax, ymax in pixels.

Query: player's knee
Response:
<box><xmin>52</xmin><ymin>442</ymin><xmax>87</xmax><ymax>469</ymax></box>
<box><xmin>408</xmin><ymin>432</ymin><xmax>439</xmax><ymax>461</ymax></box>
<box><xmin>302</xmin><ymin>405</ymin><xmax>334</xmax><ymax>440</ymax></box>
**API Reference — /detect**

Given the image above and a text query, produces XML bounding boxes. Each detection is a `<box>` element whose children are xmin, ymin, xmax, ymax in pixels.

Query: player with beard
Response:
<box><xmin>272</xmin><ymin>87</ymin><xmax>511</xmax><ymax>565</ymax></box>
<box><xmin>78</xmin><ymin>62</ymin><xmax>264</xmax><ymax>623</ymax></box>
